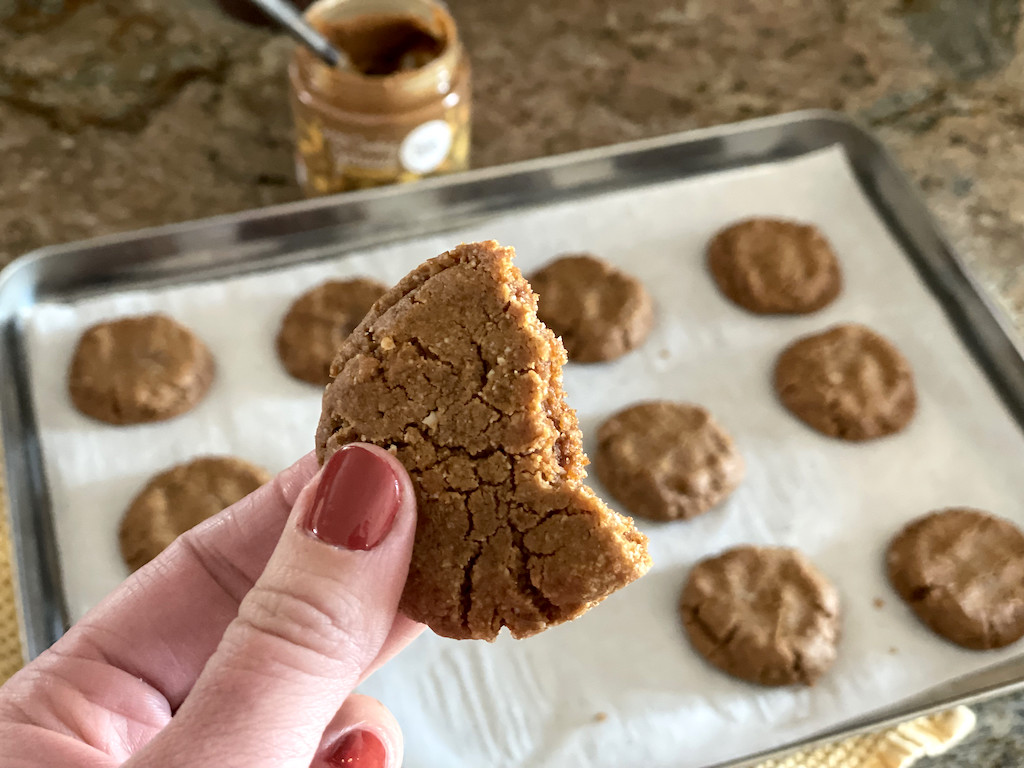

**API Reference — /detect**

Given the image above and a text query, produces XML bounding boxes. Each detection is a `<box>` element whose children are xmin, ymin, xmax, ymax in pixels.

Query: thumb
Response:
<box><xmin>128</xmin><ymin>443</ymin><xmax>417</xmax><ymax>768</ymax></box>
<box><xmin>310</xmin><ymin>693</ymin><xmax>404</xmax><ymax>768</ymax></box>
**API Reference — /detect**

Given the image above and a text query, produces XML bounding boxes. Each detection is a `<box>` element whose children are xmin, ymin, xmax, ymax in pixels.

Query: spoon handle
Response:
<box><xmin>249</xmin><ymin>0</ymin><xmax>347</xmax><ymax>68</ymax></box>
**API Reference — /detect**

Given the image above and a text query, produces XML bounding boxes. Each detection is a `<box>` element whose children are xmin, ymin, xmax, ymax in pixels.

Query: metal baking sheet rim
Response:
<box><xmin>3</xmin><ymin>109</ymin><xmax>1024</xmax><ymax>767</ymax></box>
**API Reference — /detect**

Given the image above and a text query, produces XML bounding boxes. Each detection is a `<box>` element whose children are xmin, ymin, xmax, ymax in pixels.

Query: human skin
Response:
<box><xmin>0</xmin><ymin>443</ymin><xmax>421</xmax><ymax>768</ymax></box>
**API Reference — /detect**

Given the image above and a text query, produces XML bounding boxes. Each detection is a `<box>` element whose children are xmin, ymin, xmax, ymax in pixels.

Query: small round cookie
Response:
<box><xmin>69</xmin><ymin>314</ymin><xmax>215</xmax><ymax>425</ymax></box>
<box><xmin>276</xmin><ymin>278</ymin><xmax>388</xmax><ymax>385</ymax></box>
<box><xmin>774</xmin><ymin>323</ymin><xmax>916</xmax><ymax>441</ymax></box>
<box><xmin>529</xmin><ymin>254</ymin><xmax>654</xmax><ymax>363</ymax></box>
<box><xmin>594</xmin><ymin>401</ymin><xmax>744</xmax><ymax>521</ymax></box>
<box><xmin>680</xmin><ymin>546</ymin><xmax>841</xmax><ymax>686</ymax></box>
<box><xmin>887</xmin><ymin>508</ymin><xmax>1024</xmax><ymax>650</ymax></box>
<box><xmin>119</xmin><ymin>456</ymin><xmax>271</xmax><ymax>572</ymax></box>
<box><xmin>707</xmin><ymin>218</ymin><xmax>841</xmax><ymax>314</ymax></box>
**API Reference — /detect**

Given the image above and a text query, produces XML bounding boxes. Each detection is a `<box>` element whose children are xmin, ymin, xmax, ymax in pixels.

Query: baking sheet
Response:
<box><xmin>21</xmin><ymin>146</ymin><xmax>1024</xmax><ymax>768</ymax></box>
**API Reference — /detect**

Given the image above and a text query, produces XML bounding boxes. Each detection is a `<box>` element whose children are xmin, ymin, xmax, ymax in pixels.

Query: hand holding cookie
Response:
<box><xmin>0</xmin><ymin>446</ymin><xmax>422</xmax><ymax>768</ymax></box>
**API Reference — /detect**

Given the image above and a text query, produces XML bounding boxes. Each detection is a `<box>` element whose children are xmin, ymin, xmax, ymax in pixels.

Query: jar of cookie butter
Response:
<box><xmin>289</xmin><ymin>0</ymin><xmax>471</xmax><ymax>196</ymax></box>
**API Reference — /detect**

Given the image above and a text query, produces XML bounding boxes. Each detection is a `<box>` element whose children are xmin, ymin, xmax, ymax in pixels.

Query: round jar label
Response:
<box><xmin>400</xmin><ymin>120</ymin><xmax>453</xmax><ymax>174</ymax></box>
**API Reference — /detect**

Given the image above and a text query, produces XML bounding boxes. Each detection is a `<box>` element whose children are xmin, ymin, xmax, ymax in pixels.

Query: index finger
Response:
<box><xmin>62</xmin><ymin>452</ymin><xmax>318</xmax><ymax>707</ymax></box>
<box><xmin>69</xmin><ymin>451</ymin><xmax>425</xmax><ymax>709</ymax></box>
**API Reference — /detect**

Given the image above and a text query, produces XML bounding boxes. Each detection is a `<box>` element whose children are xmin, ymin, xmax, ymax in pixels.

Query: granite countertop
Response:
<box><xmin>2</xmin><ymin>0</ymin><xmax>1023</xmax><ymax>763</ymax></box>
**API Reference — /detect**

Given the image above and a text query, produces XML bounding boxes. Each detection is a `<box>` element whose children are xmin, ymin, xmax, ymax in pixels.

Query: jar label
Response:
<box><xmin>400</xmin><ymin>120</ymin><xmax>453</xmax><ymax>174</ymax></box>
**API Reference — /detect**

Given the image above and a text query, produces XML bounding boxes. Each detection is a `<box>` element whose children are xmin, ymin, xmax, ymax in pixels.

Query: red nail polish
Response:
<box><xmin>327</xmin><ymin>729</ymin><xmax>388</xmax><ymax>767</ymax></box>
<box><xmin>305</xmin><ymin>445</ymin><xmax>401</xmax><ymax>550</ymax></box>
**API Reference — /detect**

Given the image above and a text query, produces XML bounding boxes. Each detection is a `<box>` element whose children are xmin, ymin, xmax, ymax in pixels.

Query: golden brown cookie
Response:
<box><xmin>529</xmin><ymin>254</ymin><xmax>654</xmax><ymax>363</ymax></box>
<box><xmin>680</xmin><ymin>545</ymin><xmax>841</xmax><ymax>686</ymax></box>
<box><xmin>276</xmin><ymin>278</ymin><xmax>388</xmax><ymax>385</ymax></box>
<box><xmin>594</xmin><ymin>401</ymin><xmax>744</xmax><ymax>522</ymax></box>
<box><xmin>774</xmin><ymin>323</ymin><xmax>916</xmax><ymax>441</ymax></box>
<box><xmin>119</xmin><ymin>456</ymin><xmax>271</xmax><ymax>572</ymax></box>
<box><xmin>316</xmin><ymin>240</ymin><xmax>652</xmax><ymax>640</ymax></box>
<box><xmin>887</xmin><ymin>508</ymin><xmax>1024</xmax><ymax>650</ymax></box>
<box><xmin>68</xmin><ymin>314</ymin><xmax>215</xmax><ymax>425</ymax></box>
<box><xmin>707</xmin><ymin>218</ymin><xmax>842</xmax><ymax>314</ymax></box>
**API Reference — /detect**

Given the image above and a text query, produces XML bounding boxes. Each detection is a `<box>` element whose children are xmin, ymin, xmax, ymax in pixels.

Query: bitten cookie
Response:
<box><xmin>774</xmin><ymin>323</ymin><xmax>916</xmax><ymax>441</ymax></box>
<box><xmin>316</xmin><ymin>241</ymin><xmax>652</xmax><ymax>641</ymax></box>
<box><xmin>119</xmin><ymin>456</ymin><xmax>271</xmax><ymax>572</ymax></box>
<box><xmin>680</xmin><ymin>545</ymin><xmax>841</xmax><ymax>686</ymax></box>
<box><xmin>69</xmin><ymin>314</ymin><xmax>215</xmax><ymax>425</ymax></box>
<box><xmin>529</xmin><ymin>254</ymin><xmax>654</xmax><ymax>363</ymax></box>
<box><xmin>594</xmin><ymin>401</ymin><xmax>744</xmax><ymax>521</ymax></box>
<box><xmin>887</xmin><ymin>508</ymin><xmax>1024</xmax><ymax>650</ymax></box>
<box><xmin>276</xmin><ymin>278</ymin><xmax>388</xmax><ymax>385</ymax></box>
<box><xmin>707</xmin><ymin>218</ymin><xmax>841</xmax><ymax>314</ymax></box>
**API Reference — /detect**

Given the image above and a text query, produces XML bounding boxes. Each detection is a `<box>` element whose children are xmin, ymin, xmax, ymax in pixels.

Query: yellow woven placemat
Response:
<box><xmin>1</xmin><ymin>470</ymin><xmax>25</xmax><ymax>683</ymax></box>
<box><xmin>0</xmin><ymin>479</ymin><xmax>974</xmax><ymax>765</ymax></box>
<box><xmin>755</xmin><ymin>707</ymin><xmax>975</xmax><ymax>768</ymax></box>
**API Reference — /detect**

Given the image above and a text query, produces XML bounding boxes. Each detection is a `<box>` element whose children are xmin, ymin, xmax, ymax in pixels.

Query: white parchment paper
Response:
<box><xmin>23</xmin><ymin>146</ymin><xmax>1024</xmax><ymax>767</ymax></box>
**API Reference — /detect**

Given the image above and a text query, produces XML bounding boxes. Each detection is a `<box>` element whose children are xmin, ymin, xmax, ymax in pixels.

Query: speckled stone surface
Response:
<box><xmin>2</xmin><ymin>0</ymin><xmax>1024</xmax><ymax>763</ymax></box>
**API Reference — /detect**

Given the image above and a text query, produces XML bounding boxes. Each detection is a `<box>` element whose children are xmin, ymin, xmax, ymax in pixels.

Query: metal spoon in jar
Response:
<box><xmin>247</xmin><ymin>0</ymin><xmax>351</xmax><ymax>69</ymax></box>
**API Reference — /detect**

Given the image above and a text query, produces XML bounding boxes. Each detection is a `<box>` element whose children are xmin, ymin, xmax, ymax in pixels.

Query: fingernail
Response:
<box><xmin>305</xmin><ymin>445</ymin><xmax>401</xmax><ymax>550</ymax></box>
<box><xmin>327</xmin><ymin>729</ymin><xmax>388</xmax><ymax>767</ymax></box>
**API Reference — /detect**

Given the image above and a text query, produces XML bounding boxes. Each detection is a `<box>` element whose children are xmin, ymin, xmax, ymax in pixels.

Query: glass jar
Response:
<box><xmin>289</xmin><ymin>0</ymin><xmax>471</xmax><ymax>196</ymax></box>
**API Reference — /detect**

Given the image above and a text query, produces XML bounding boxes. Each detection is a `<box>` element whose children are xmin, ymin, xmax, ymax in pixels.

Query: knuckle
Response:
<box><xmin>172</xmin><ymin>525</ymin><xmax>256</xmax><ymax>605</ymax></box>
<box><xmin>235</xmin><ymin>578</ymin><xmax>368</xmax><ymax>668</ymax></box>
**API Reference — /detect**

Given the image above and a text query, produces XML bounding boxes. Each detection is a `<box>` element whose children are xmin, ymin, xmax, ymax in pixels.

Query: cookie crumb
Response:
<box><xmin>593</xmin><ymin>712</ymin><xmax>608</xmax><ymax>723</ymax></box>
<box><xmin>889</xmin><ymin>646</ymin><xmax>899</xmax><ymax>654</ymax></box>
<box><xmin>873</xmin><ymin>597</ymin><xmax>885</xmax><ymax>609</ymax></box>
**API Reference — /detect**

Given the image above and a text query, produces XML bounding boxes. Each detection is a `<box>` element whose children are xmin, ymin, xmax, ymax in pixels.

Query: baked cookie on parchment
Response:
<box><xmin>69</xmin><ymin>313</ymin><xmax>214</xmax><ymax>425</ymax></box>
<box><xmin>681</xmin><ymin>545</ymin><xmax>841</xmax><ymax>686</ymax></box>
<box><xmin>276</xmin><ymin>278</ymin><xmax>388</xmax><ymax>385</ymax></box>
<box><xmin>529</xmin><ymin>253</ymin><xmax>654</xmax><ymax>363</ymax></box>
<box><xmin>887</xmin><ymin>507</ymin><xmax>1024</xmax><ymax>650</ymax></box>
<box><xmin>707</xmin><ymin>217</ymin><xmax>841</xmax><ymax>314</ymax></box>
<box><xmin>119</xmin><ymin>456</ymin><xmax>271</xmax><ymax>572</ymax></box>
<box><xmin>774</xmin><ymin>323</ymin><xmax>916</xmax><ymax>441</ymax></box>
<box><xmin>594</xmin><ymin>401</ymin><xmax>744</xmax><ymax>522</ymax></box>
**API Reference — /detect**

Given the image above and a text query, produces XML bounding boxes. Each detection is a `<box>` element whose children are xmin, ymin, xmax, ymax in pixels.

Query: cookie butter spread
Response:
<box><xmin>323</xmin><ymin>13</ymin><xmax>445</xmax><ymax>75</ymax></box>
<box><xmin>289</xmin><ymin>0</ymin><xmax>470</xmax><ymax>196</ymax></box>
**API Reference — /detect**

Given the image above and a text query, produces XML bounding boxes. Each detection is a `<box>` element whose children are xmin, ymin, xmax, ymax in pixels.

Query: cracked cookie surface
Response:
<box><xmin>529</xmin><ymin>254</ymin><xmax>654</xmax><ymax>363</ymax></box>
<box><xmin>774</xmin><ymin>323</ymin><xmax>916</xmax><ymax>441</ymax></box>
<box><xmin>69</xmin><ymin>313</ymin><xmax>215</xmax><ymax>425</ymax></box>
<box><xmin>887</xmin><ymin>508</ymin><xmax>1024</xmax><ymax>650</ymax></box>
<box><xmin>276</xmin><ymin>277</ymin><xmax>387</xmax><ymax>385</ymax></box>
<box><xmin>707</xmin><ymin>218</ymin><xmax>841</xmax><ymax>314</ymax></box>
<box><xmin>316</xmin><ymin>240</ymin><xmax>652</xmax><ymax>640</ymax></box>
<box><xmin>595</xmin><ymin>401</ymin><xmax>744</xmax><ymax>521</ymax></box>
<box><xmin>680</xmin><ymin>545</ymin><xmax>840</xmax><ymax>686</ymax></box>
<box><xmin>119</xmin><ymin>456</ymin><xmax>270</xmax><ymax>572</ymax></box>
